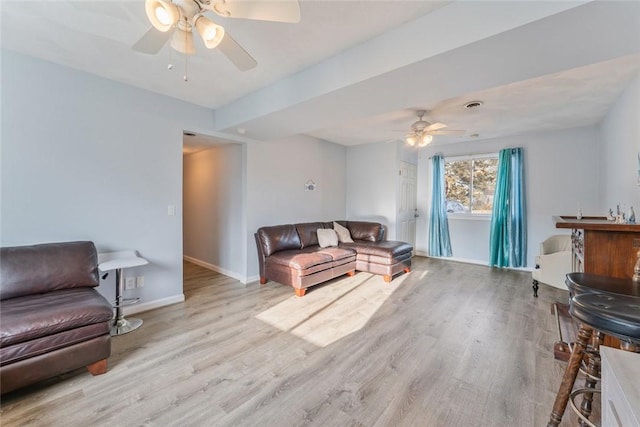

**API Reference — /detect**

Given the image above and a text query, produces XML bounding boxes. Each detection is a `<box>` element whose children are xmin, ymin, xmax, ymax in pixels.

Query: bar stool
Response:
<box><xmin>546</xmin><ymin>290</ymin><xmax>640</xmax><ymax>426</ymax></box>
<box><xmin>98</xmin><ymin>250</ymin><xmax>148</xmax><ymax>336</ymax></box>
<box><xmin>565</xmin><ymin>272</ymin><xmax>640</xmax><ymax>299</ymax></box>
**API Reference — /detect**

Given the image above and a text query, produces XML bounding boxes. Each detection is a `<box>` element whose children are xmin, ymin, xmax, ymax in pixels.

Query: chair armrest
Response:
<box><xmin>532</xmin><ymin>251</ymin><xmax>572</xmax><ymax>289</ymax></box>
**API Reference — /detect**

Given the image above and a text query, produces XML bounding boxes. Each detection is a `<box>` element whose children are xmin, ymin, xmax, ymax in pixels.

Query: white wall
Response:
<box><xmin>245</xmin><ymin>135</ymin><xmax>347</xmax><ymax>280</ymax></box>
<box><xmin>1</xmin><ymin>51</ymin><xmax>214</xmax><ymax>308</ymax></box>
<box><xmin>346</xmin><ymin>142</ymin><xmax>397</xmax><ymax>238</ymax></box>
<box><xmin>600</xmin><ymin>75</ymin><xmax>640</xmax><ymax>210</ymax></box>
<box><xmin>183</xmin><ymin>143</ymin><xmax>245</xmax><ymax>280</ymax></box>
<box><xmin>345</xmin><ymin>141</ymin><xmax>419</xmax><ymax>241</ymax></box>
<box><xmin>416</xmin><ymin>126</ymin><xmax>603</xmax><ymax>268</ymax></box>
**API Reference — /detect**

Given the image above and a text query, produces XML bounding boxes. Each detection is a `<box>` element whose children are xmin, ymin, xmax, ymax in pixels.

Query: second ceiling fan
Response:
<box><xmin>133</xmin><ymin>0</ymin><xmax>300</xmax><ymax>71</ymax></box>
<box><xmin>403</xmin><ymin>110</ymin><xmax>465</xmax><ymax>147</ymax></box>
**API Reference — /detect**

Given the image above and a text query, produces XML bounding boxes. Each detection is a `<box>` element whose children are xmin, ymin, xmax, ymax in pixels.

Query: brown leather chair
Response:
<box><xmin>0</xmin><ymin>241</ymin><xmax>113</xmax><ymax>394</ymax></box>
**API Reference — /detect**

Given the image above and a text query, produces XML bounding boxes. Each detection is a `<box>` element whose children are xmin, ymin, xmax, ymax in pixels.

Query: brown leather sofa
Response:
<box><xmin>0</xmin><ymin>241</ymin><xmax>113</xmax><ymax>394</ymax></box>
<box><xmin>255</xmin><ymin>221</ymin><xmax>412</xmax><ymax>296</ymax></box>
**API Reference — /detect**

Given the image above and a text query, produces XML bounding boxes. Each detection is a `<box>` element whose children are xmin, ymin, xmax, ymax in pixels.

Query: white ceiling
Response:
<box><xmin>2</xmin><ymin>1</ymin><xmax>639</xmax><ymax>149</ymax></box>
<box><xmin>0</xmin><ymin>1</ymin><xmax>449</xmax><ymax>108</ymax></box>
<box><xmin>309</xmin><ymin>55</ymin><xmax>640</xmax><ymax>145</ymax></box>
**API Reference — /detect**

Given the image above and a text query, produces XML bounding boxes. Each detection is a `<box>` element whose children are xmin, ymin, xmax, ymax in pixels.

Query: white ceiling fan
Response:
<box><xmin>403</xmin><ymin>110</ymin><xmax>465</xmax><ymax>147</ymax></box>
<box><xmin>133</xmin><ymin>0</ymin><xmax>301</xmax><ymax>71</ymax></box>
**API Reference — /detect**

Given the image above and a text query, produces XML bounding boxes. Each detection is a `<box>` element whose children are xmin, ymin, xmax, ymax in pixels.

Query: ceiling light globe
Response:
<box><xmin>145</xmin><ymin>0</ymin><xmax>179</xmax><ymax>32</ymax></box>
<box><xmin>405</xmin><ymin>135</ymin><xmax>417</xmax><ymax>146</ymax></box>
<box><xmin>195</xmin><ymin>15</ymin><xmax>225</xmax><ymax>49</ymax></box>
<box><xmin>204</xmin><ymin>27</ymin><xmax>217</xmax><ymax>40</ymax></box>
<box><xmin>418</xmin><ymin>134</ymin><xmax>433</xmax><ymax>147</ymax></box>
<box><xmin>155</xmin><ymin>7</ymin><xmax>171</xmax><ymax>26</ymax></box>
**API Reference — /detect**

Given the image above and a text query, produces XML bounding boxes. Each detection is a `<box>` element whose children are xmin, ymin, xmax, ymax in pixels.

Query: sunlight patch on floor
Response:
<box><xmin>255</xmin><ymin>272</ymin><xmax>409</xmax><ymax>347</ymax></box>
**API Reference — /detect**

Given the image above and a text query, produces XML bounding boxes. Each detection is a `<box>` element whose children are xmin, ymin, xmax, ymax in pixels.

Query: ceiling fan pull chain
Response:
<box><xmin>183</xmin><ymin>28</ymin><xmax>189</xmax><ymax>82</ymax></box>
<box><xmin>167</xmin><ymin>44</ymin><xmax>174</xmax><ymax>70</ymax></box>
<box><xmin>184</xmin><ymin>54</ymin><xmax>189</xmax><ymax>82</ymax></box>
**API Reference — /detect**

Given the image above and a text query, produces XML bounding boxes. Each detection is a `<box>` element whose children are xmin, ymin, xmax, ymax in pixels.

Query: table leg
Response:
<box><xmin>111</xmin><ymin>268</ymin><xmax>143</xmax><ymax>336</ymax></box>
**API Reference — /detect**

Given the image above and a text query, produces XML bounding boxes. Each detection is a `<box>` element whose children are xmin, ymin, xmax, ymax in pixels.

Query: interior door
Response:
<box><xmin>397</xmin><ymin>161</ymin><xmax>417</xmax><ymax>247</ymax></box>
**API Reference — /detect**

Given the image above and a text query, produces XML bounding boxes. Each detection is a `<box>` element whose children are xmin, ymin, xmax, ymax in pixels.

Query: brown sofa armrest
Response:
<box><xmin>254</xmin><ymin>233</ymin><xmax>266</xmax><ymax>280</ymax></box>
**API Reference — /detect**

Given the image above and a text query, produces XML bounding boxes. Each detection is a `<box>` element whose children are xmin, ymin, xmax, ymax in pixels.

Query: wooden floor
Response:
<box><xmin>1</xmin><ymin>257</ymin><xmax>592</xmax><ymax>426</ymax></box>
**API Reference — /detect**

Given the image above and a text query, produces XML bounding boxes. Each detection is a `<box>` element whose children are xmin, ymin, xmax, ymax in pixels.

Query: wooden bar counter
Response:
<box><xmin>554</xmin><ymin>215</ymin><xmax>640</xmax><ymax>280</ymax></box>
<box><xmin>553</xmin><ymin>215</ymin><xmax>640</xmax><ymax>355</ymax></box>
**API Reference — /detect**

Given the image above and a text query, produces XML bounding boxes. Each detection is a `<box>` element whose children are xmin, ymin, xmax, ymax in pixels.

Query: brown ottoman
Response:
<box><xmin>341</xmin><ymin>240</ymin><xmax>413</xmax><ymax>282</ymax></box>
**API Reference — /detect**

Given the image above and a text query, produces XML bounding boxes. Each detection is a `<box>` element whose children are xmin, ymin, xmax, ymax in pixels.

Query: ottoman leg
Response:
<box><xmin>383</xmin><ymin>275</ymin><xmax>392</xmax><ymax>283</ymax></box>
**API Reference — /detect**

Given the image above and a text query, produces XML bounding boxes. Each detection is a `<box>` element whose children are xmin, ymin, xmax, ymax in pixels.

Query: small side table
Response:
<box><xmin>98</xmin><ymin>250</ymin><xmax>148</xmax><ymax>336</ymax></box>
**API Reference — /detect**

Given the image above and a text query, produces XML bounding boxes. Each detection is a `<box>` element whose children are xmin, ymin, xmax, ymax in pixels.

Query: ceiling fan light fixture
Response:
<box><xmin>145</xmin><ymin>0</ymin><xmax>179</xmax><ymax>32</ymax></box>
<box><xmin>418</xmin><ymin>134</ymin><xmax>433</xmax><ymax>147</ymax></box>
<box><xmin>405</xmin><ymin>134</ymin><xmax>417</xmax><ymax>146</ymax></box>
<box><xmin>171</xmin><ymin>28</ymin><xmax>196</xmax><ymax>55</ymax></box>
<box><xmin>194</xmin><ymin>15</ymin><xmax>225</xmax><ymax>49</ymax></box>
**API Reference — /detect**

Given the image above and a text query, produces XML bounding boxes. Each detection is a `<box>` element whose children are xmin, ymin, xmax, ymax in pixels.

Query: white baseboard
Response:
<box><xmin>429</xmin><ymin>255</ymin><xmax>489</xmax><ymax>266</ymax></box>
<box><xmin>417</xmin><ymin>253</ymin><xmax>533</xmax><ymax>272</ymax></box>
<box><xmin>245</xmin><ymin>274</ymin><xmax>260</xmax><ymax>284</ymax></box>
<box><xmin>183</xmin><ymin>255</ymin><xmax>248</xmax><ymax>283</ymax></box>
<box><xmin>123</xmin><ymin>294</ymin><xmax>185</xmax><ymax>316</ymax></box>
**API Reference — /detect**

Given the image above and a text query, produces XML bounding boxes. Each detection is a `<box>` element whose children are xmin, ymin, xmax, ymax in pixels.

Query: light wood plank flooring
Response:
<box><xmin>1</xmin><ymin>257</ymin><xmax>590</xmax><ymax>426</ymax></box>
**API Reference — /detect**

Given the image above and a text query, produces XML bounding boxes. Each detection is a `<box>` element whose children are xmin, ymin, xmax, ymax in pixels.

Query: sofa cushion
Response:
<box><xmin>316</xmin><ymin>246</ymin><xmax>356</xmax><ymax>262</ymax></box>
<box><xmin>0</xmin><ymin>322</ymin><xmax>109</xmax><ymax>366</ymax></box>
<box><xmin>257</xmin><ymin>225</ymin><xmax>302</xmax><ymax>256</ymax></box>
<box><xmin>295</xmin><ymin>222</ymin><xmax>325</xmax><ymax>248</ymax></box>
<box><xmin>347</xmin><ymin>221</ymin><xmax>382</xmax><ymax>242</ymax></box>
<box><xmin>333</xmin><ymin>221</ymin><xmax>354</xmax><ymax>243</ymax></box>
<box><xmin>317</xmin><ymin>229</ymin><xmax>338</xmax><ymax>248</ymax></box>
<box><xmin>267</xmin><ymin>249</ymin><xmax>332</xmax><ymax>272</ymax></box>
<box><xmin>0</xmin><ymin>241</ymin><xmax>99</xmax><ymax>301</ymax></box>
<box><xmin>0</xmin><ymin>288</ymin><xmax>113</xmax><ymax>347</ymax></box>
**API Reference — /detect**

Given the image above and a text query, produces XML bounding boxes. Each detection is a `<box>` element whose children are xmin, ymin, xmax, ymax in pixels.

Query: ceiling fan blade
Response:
<box><xmin>423</xmin><ymin>122</ymin><xmax>448</xmax><ymax>132</ymax></box>
<box><xmin>132</xmin><ymin>26</ymin><xmax>173</xmax><ymax>54</ymax></box>
<box><xmin>429</xmin><ymin>129</ymin><xmax>466</xmax><ymax>136</ymax></box>
<box><xmin>210</xmin><ymin>0</ymin><xmax>301</xmax><ymax>23</ymax></box>
<box><xmin>218</xmin><ymin>32</ymin><xmax>257</xmax><ymax>71</ymax></box>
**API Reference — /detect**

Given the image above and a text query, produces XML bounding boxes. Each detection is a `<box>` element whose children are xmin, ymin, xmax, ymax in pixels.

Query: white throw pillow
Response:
<box><xmin>317</xmin><ymin>229</ymin><xmax>339</xmax><ymax>248</ymax></box>
<box><xmin>333</xmin><ymin>221</ymin><xmax>354</xmax><ymax>243</ymax></box>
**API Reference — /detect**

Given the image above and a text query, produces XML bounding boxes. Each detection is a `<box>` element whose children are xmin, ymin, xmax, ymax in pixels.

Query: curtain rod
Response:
<box><xmin>427</xmin><ymin>148</ymin><xmax>518</xmax><ymax>159</ymax></box>
<box><xmin>427</xmin><ymin>151</ymin><xmax>497</xmax><ymax>160</ymax></box>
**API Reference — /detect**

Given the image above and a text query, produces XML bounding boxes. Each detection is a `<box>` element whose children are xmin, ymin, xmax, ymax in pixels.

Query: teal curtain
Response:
<box><xmin>429</xmin><ymin>155</ymin><xmax>452</xmax><ymax>257</ymax></box>
<box><xmin>489</xmin><ymin>148</ymin><xmax>527</xmax><ymax>267</ymax></box>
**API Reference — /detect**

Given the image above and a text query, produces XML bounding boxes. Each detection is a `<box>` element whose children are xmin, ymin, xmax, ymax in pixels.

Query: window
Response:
<box><xmin>444</xmin><ymin>154</ymin><xmax>498</xmax><ymax>215</ymax></box>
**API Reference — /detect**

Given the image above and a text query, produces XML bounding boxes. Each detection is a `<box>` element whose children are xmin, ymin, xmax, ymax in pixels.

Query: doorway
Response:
<box><xmin>397</xmin><ymin>160</ymin><xmax>418</xmax><ymax>247</ymax></box>
<box><xmin>182</xmin><ymin>132</ymin><xmax>245</xmax><ymax>289</ymax></box>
